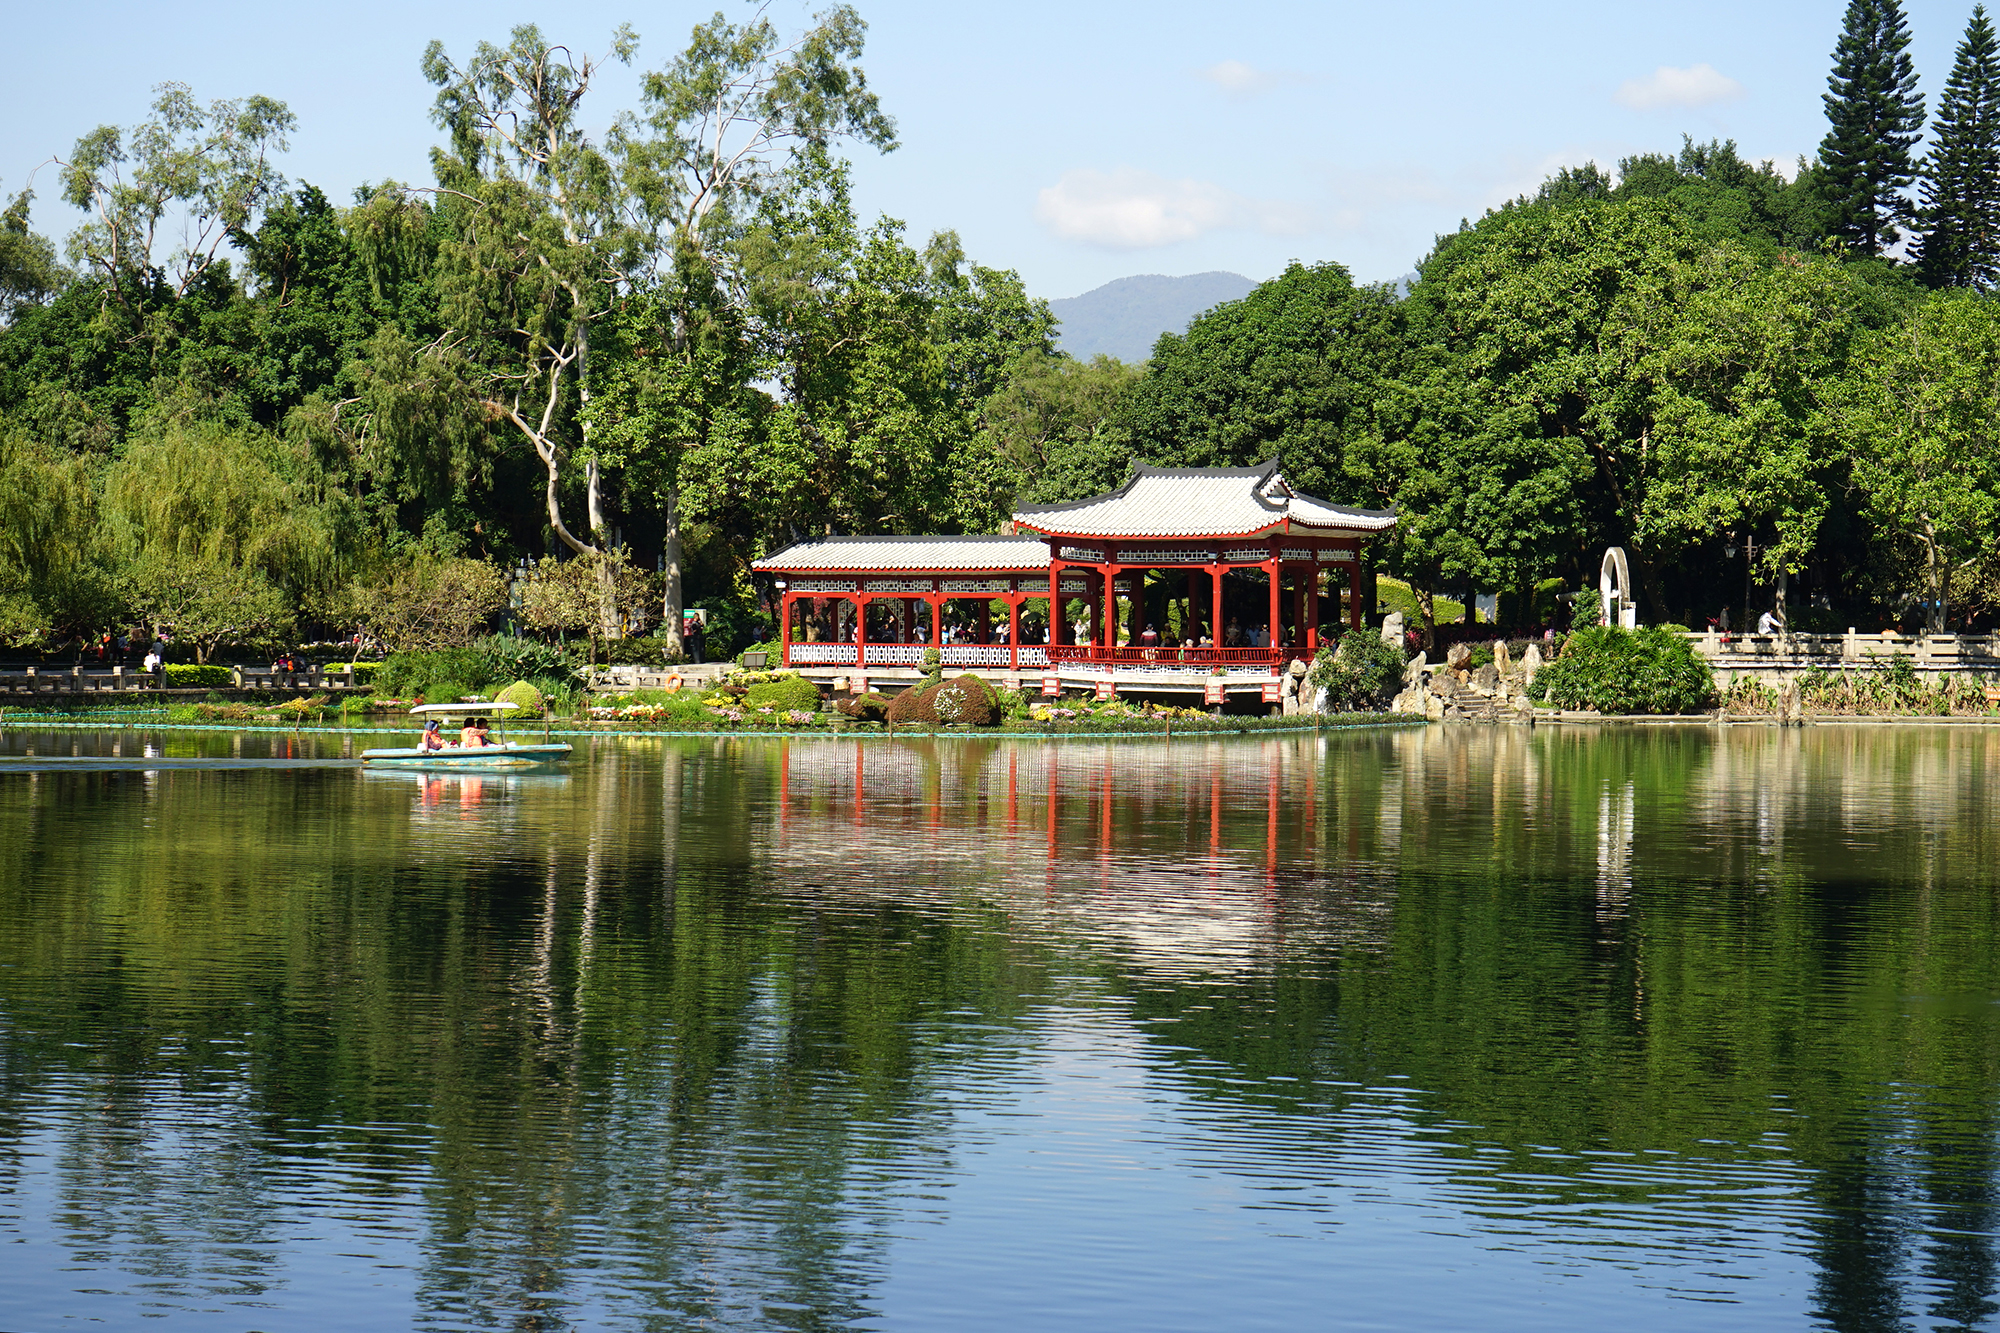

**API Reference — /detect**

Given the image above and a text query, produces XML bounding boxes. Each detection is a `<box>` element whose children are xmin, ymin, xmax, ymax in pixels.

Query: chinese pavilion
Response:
<box><xmin>751</xmin><ymin>461</ymin><xmax>1397</xmax><ymax>676</ymax></box>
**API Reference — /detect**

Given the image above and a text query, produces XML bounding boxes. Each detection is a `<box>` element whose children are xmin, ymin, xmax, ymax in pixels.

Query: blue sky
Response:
<box><xmin>2</xmin><ymin>0</ymin><xmax>1980</xmax><ymax>299</ymax></box>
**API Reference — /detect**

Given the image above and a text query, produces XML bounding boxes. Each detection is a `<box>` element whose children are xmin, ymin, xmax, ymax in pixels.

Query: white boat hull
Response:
<box><xmin>360</xmin><ymin>742</ymin><xmax>573</xmax><ymax>769</ymax></box>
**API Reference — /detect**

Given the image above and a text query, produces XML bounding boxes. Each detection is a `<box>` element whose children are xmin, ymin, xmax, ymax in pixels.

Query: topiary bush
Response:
<box><xmin>933</xmin><ymin>673</ymin><xmax>998</xmax><ymax>725</ymax></box>
<box><xmin>1527</xmin><ymin>626</ymin><xmax>1716</xmax><ymax>714</ymax></box>
<box><xmin>835</xmin><ymin>691</ymin><xmax>892</xmax><ymax>721</ymax></box>
<box><xmin>886</xmin><ymin>680</ymin><xmax>943</xmax><ymax>725</ymax></box>
<box><xmin>495</xmin><ymin>680</ymin><xmax>544</xmax><ymax>715</ymax></box>
<box><xmin>742</xmin><ymin>673</ymin><xmax>821</xmax><ymax>713</ymax></box>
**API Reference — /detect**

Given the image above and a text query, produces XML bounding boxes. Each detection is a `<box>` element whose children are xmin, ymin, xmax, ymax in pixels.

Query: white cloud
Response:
<box><xmin>1615</xmin><ymin>63</ymin><xmax>1745</xmax><ymax>111</ymax></box>
<box><xmin>1035</xmin><ymin>167</ymin><xmax>1308</xmax><ymax>248</ymax></box>
<box><xmin>1196</xmin><ymin>59</ymin><xmax>1306</xmax><ymax>98</ymax></box>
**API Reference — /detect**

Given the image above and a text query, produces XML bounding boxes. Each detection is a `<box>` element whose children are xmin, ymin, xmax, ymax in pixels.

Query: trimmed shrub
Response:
<box><xmin>495</xmin><ymin>680</ymin><xmax>543</xmax><ymax>715</ymax></box>
<box><xmin>1527</xmin><ymin>626</ymin><xmax>1715</xmax><ymax>714</ymax></box>
<box><xmin>835</xmin><ymin>691</ymin><xmax>892</xmax><ymax>721</ymax></box>
<box><xmin>886</xmin><ymin>680</ymin><xmax>943</xmax><ymax>725</ymax></box>
<box><xmin>742</xmin><ymin>673</ymin><xmax>821</xmax><ymax>713</ymax></box>
<box><xmin>603</xmin><ymin>635</ymin><xmax>683</xmax><ymax>666</ymax></box>
<box><xmin>164</xmin><ymin>663</ymin><xmax>232</xmax><ymax>688</ymax></box>
<box><xmin>933</xmin><ymin>673</ymin><xmax>998</xmax><ymax>725</ymax></box>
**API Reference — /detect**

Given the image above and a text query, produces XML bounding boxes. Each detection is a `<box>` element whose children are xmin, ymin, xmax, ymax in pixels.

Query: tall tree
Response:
<box><xmin>597</xmin><ymin>5</ymin><xmax>897</xmax><ymax>648</ymax></box>
<box><xmin>1819</xmin><ymin>0</ymin><xmax>1926</xmax><ymax>256</ymax></box>
<box><xmin>1917</xmin><ymin>5</ymin><xmax>2000</xmax><ymax>287</ymax></box>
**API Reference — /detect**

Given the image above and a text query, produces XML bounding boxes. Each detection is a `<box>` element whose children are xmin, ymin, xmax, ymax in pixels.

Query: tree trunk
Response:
<box><xmin>1414</xmin><ymin>583</ymin><xmax>1437</xmax><ymax>650</ymax></box>
<box><xmin>587</xmin><ymin>458</ymin><xmax>619</xmax><ymax>639</ymax></box>
<box><xmin>661</xmin><ymin>487</ymin><xmax>685</xmax><ymax>655</ymax></box>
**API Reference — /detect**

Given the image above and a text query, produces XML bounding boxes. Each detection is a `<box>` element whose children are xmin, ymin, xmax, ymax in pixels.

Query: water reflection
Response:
<box><xmin>0</xmin><ymin>724</ymin><xmax>1997</xmax><ymax>1330</ymax></box>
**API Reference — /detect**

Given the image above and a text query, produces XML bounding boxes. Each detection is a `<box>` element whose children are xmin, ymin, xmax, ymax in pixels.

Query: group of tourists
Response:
<box><xmin>419</xmin><ymin>717</ymin><xmax>500</xmax><ymax>751</ymax></box>
<box><xmin>95</xmin><ymin>629</ymin><xmax>171</xmax><ymax>673</ymax></box>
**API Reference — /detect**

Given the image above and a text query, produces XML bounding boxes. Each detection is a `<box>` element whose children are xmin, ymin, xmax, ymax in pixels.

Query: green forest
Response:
<box><xmin>6</xmin><ymin>0</ymin><xmax>2000</xmax><ymax>660</ymax></box>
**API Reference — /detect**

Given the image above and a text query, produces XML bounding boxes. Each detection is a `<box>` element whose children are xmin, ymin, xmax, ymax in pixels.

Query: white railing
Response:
<box><xmin>790</xmin><ymin>642</ymin><xmax>860</xmax><ymax>664</ymax></box>
<box><xmin>1017</xmin><ymin>646</ymin><xmax>1050</xmax><ymax>667</ymax></box>
<box><xmin>862</xmin><ymin>644</ymin><xmax>925</xmax><ymax>666</ymax></box>
<box><xmin>942</xmin><ymin>645</ymin><xmax>1010</xmax><ymax>666</ymax></box>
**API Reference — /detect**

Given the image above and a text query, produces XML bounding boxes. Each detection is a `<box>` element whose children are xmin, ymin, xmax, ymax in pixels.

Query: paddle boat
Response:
<box><xmin>360</xmin><ymin>702</ymin><xmax>572</xmax><ymax>770</ymax></box>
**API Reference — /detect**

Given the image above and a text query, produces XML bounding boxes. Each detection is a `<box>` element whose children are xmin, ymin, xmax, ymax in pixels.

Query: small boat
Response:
<box><xmin>360</xmin><ymin>702</ymin><xmax>573</xmax><ymax>770</ymax></box>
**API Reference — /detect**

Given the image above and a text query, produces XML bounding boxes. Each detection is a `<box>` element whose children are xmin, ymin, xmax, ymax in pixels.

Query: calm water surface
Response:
<box><xmin>2</xmin><ymin>723</ymin><xmax>1998</xmax><ymax>1331</ymax></box>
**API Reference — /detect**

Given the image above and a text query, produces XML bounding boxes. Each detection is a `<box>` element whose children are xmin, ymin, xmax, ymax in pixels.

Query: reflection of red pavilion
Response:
<box><xmin>753</xmin><ymin>462</ymin><xmax>1396</xmax><ymax>687</ymax></box>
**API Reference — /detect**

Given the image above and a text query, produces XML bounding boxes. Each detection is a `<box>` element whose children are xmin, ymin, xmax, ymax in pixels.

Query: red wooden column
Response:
<box><xmin>781</xmin><ymin>591</ymin><xmax>795</xmax><ymax>666</ymax></box>
<box><xmin>926</xmin><ymin>587</ymin><xmax>943</xmax><ymax>650</ymax></box>
<box><xmin>849</xmin><ymin>594</ymin><xmax>868</xmax><ymax>667</ymax></box>
<box><xmin>1264</xmin><ymin>552</ymin><xmax>1281</xmax><ymax>661</ymax></box>
<box><xmin>1048</xmin><ymin>560</ymin><xmax>1065</xmax><ymax>646</ymax></box>
<box><xmin>1007</xmin><ymin>588</ymin><xmax>1022</xmax><ymax>670</ymax></box>
<box><xmin>1102</xmin><ymin>563</ymin><xmax>1123</xmax><ymax>649</ymax></box>
<box><xmin>1211</xmin><ymin>565</ymin><xmax>1225</xmax><ymax>644</ymax></box>
<box><xmin>1306</xmin><ymin>565</ymin><xmax>1321</xmax><ymax>653</ymax></box>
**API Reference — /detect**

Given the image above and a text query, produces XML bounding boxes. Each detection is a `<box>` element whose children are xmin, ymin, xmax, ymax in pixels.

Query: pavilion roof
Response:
<box><xmin>751</xmin><ymin>535</ymin><xmax>1050</xmax><ymax>575</ymax></box>
<box><xmin>1011</xmin><ymin>461</ymin><xmax>1396</xmax><ymax>540</ymax></box>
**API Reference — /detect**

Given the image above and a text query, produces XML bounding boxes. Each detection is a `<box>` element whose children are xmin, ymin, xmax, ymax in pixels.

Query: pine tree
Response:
<box><xmin>1819</xmin><ymin>0</ymin><xmax>1927</xmax><ymax>256</ymax></box>
<box><xmin>1917</xmin><ymin>6</ymin><xmax>2000</xmax><ymax>287</ymax></box>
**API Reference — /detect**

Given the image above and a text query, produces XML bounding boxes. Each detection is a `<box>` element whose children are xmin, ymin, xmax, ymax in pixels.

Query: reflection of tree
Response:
<box><xmin>6</xmin><ymin>727</ymin><xmax>2000</xmax><ymax>1324</ymax></box>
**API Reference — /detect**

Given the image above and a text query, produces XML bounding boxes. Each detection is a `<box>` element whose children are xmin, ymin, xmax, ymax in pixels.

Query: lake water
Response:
<box><xmin>2</xmin><ymin>723</ymin><xmax>1998</xmax><ymax>1331</ymax></box>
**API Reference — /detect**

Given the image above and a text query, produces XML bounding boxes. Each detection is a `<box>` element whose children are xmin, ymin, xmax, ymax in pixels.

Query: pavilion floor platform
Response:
<box><xmin>790</xmin><ymin>664</ymin><xmax>1287</xmax><ymax>700</ymax></box>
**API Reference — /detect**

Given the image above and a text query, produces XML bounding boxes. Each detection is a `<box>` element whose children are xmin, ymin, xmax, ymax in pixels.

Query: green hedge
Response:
<box><xmin>1527</xmin><ymin>625</ymin><xmax>1715</xmax><ymax>714</ymax></box>
<box><xmin>165</xmin><ymin>664</ymin><xmax>232</xmax><ymax>688</ymax></box>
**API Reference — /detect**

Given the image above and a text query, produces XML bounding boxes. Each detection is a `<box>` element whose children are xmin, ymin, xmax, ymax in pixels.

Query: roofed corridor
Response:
<box><xmin>754</xmin><ymin>463</ymin><xmax>1399</xmax><ymax>676</ymax></box>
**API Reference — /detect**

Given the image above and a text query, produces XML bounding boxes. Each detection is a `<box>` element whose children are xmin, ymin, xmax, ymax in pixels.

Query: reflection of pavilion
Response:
<box><xmin>761</xmin><ymin>737</ymin><xmax>1400</xmax><ymax>972</ymax></box>
<box><xmin>753</xmin><ymin>462</ymin><xmax>1396</xmax><ymax>694</ymax></box>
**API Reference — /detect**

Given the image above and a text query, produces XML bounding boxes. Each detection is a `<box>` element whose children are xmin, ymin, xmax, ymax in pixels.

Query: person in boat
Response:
<box><xmin>459</xmin><ymin>716</ymin><xmax>488</xmax><ymax>748</ymax></box>
<box><xmin>420</xmin><ymin>719</ymin><xmax>447</xmax><ymax>752</ymax></box>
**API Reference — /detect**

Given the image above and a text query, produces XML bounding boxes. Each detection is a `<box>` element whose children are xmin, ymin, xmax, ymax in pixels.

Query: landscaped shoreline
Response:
<box><xmin>0</xmin><ymin>706</ymin><xmax>1421</xmax><ymax>741</ymax></box>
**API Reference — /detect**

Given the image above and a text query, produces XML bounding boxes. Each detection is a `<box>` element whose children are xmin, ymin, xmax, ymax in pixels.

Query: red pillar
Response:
<box><xmin>1008</xmin><ymin>594</ymin><xmax>1022</xmax><ymax>670</ymax></box>
<box><xmin>1265</xmin><ymin>557</ymin><xmax>1281</xmax><ymax>662</ymax></box>
<box><xmin>1211</xmin><ymin>566</ymin><xmax>1225</xmax><ymax>646</ymax></box>
<box><xmin>1048</xmin><ymin>561</ymin><xmax>1064</xmax><ymax>647</ymax></box>
<box><xmin>1102</xmin><ymin>564</ymin><xmax>1122</xmax><ymax>652</ymax></box>
<box><xmin>1293</xmin><ymin>566</ymin><xmax>1307</xmax><ymax>656</ymax></box>
<box><xmin>1306</xmin><ymin>565</ymin><xmax>1320</xmax><ymax>653</ymax></box>
<box><xmin>781</xmin><ymin>592</ymin><xmax>795</xmax><ymax>666</ymax></box>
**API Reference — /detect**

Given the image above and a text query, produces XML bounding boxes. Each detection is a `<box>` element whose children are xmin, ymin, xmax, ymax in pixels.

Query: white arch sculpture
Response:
<box><xmin>1600</xmin><ymin>547</ymin><xmax>1637</xmax><ymax>629</ymax></box>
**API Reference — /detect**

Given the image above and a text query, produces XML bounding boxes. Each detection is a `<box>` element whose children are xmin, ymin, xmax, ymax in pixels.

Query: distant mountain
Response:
<box><xmin>1048</xmin><ymin>271</ymin><xmax>1257</xmax><ymax>363</ymax></box>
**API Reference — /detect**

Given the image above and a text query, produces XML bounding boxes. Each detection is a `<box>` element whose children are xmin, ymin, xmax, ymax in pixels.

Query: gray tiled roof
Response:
<box><xmin>751</xmin><ymin>535</ymin><xmax>1052</xmax><ymax>573</ymax></box>
<box><xmin>1012</xmin><ymin>461</ymin><xmax>1396</xmax><ymax>539</ymax></box>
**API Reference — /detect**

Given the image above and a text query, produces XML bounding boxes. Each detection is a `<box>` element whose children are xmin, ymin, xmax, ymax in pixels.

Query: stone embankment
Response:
<box><xmin>1390</xmin><ymin>640</ymin><xmax>1542</xmax><ymax>722</ymax></box>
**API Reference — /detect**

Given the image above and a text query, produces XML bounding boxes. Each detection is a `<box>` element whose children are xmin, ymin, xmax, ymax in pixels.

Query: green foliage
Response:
<box><xmin>1819</xmin><ymin>0</ymin><xmax>1926</xmax><ymax>256</ymax></box>
<box><xmin>602</xmin><ymin>636</ymin><xmax>680</xmax><ymax>666</ymax></box>
<box><xmin>1116</xmin><ymin>261</ymin><xmax>1403</xmax><ymax>505</ymax></box>
<box><xmin>164</xmin><ymin>663</ymin><xmax>232</xmax><ymax>688</ymax></box>
<box><xmin>1527</xmin><ymin>626</ymin><xmax>1717</xmax><ymax>714</ymax></box>
<box><xmin>1916</xmin><ymin>7</ymin><xmax>2000</xmax><ymax>287</ymax></box>
<box><xmin>1307</xmin><ymin>632</ymin><xmax>1409</xmax><ymax>711</ymax></box>
<box><xmin>885</xmin><ymin>679</ymin><xmax>941</xmax><ymax>725</ymax></box>
<box><xmin>375</xmin><ymin>646</ymin><xmax>497</xmax><ymax>700</ymax></box>
<box><xmin>1571</xmin><ymin>588</ymin><xmax>1603</xmax><ymax>630</ymax></box>
<box><xmin>494</xmin><ymin>679</ymin><xmax>543</xmax><ymax>715</ymax></box>
<box><xmin>741</xmin><ymin>673</ymin><xmax>821</xmax><ymax>713</ymax></box>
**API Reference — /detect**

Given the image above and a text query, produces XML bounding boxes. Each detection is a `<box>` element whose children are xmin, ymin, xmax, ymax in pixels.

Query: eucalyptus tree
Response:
<box><xmin>425</xmin><ymin>9</ymin><xmax>894</xmax><ymax>646</ymax></box>
<box><xmin>421</xmin><ymin>24</ymin><xmax>650</xmax><ymax>584</ymax></box>
<box><xmin>57</xmin><ymin>82</ymin><xmax>295</xmax><ymax>318</ymax></box>
<box><xmin>590</xmin><ymin>4</ymin><xmax>897</xmax><ymax>646</ymax></box>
